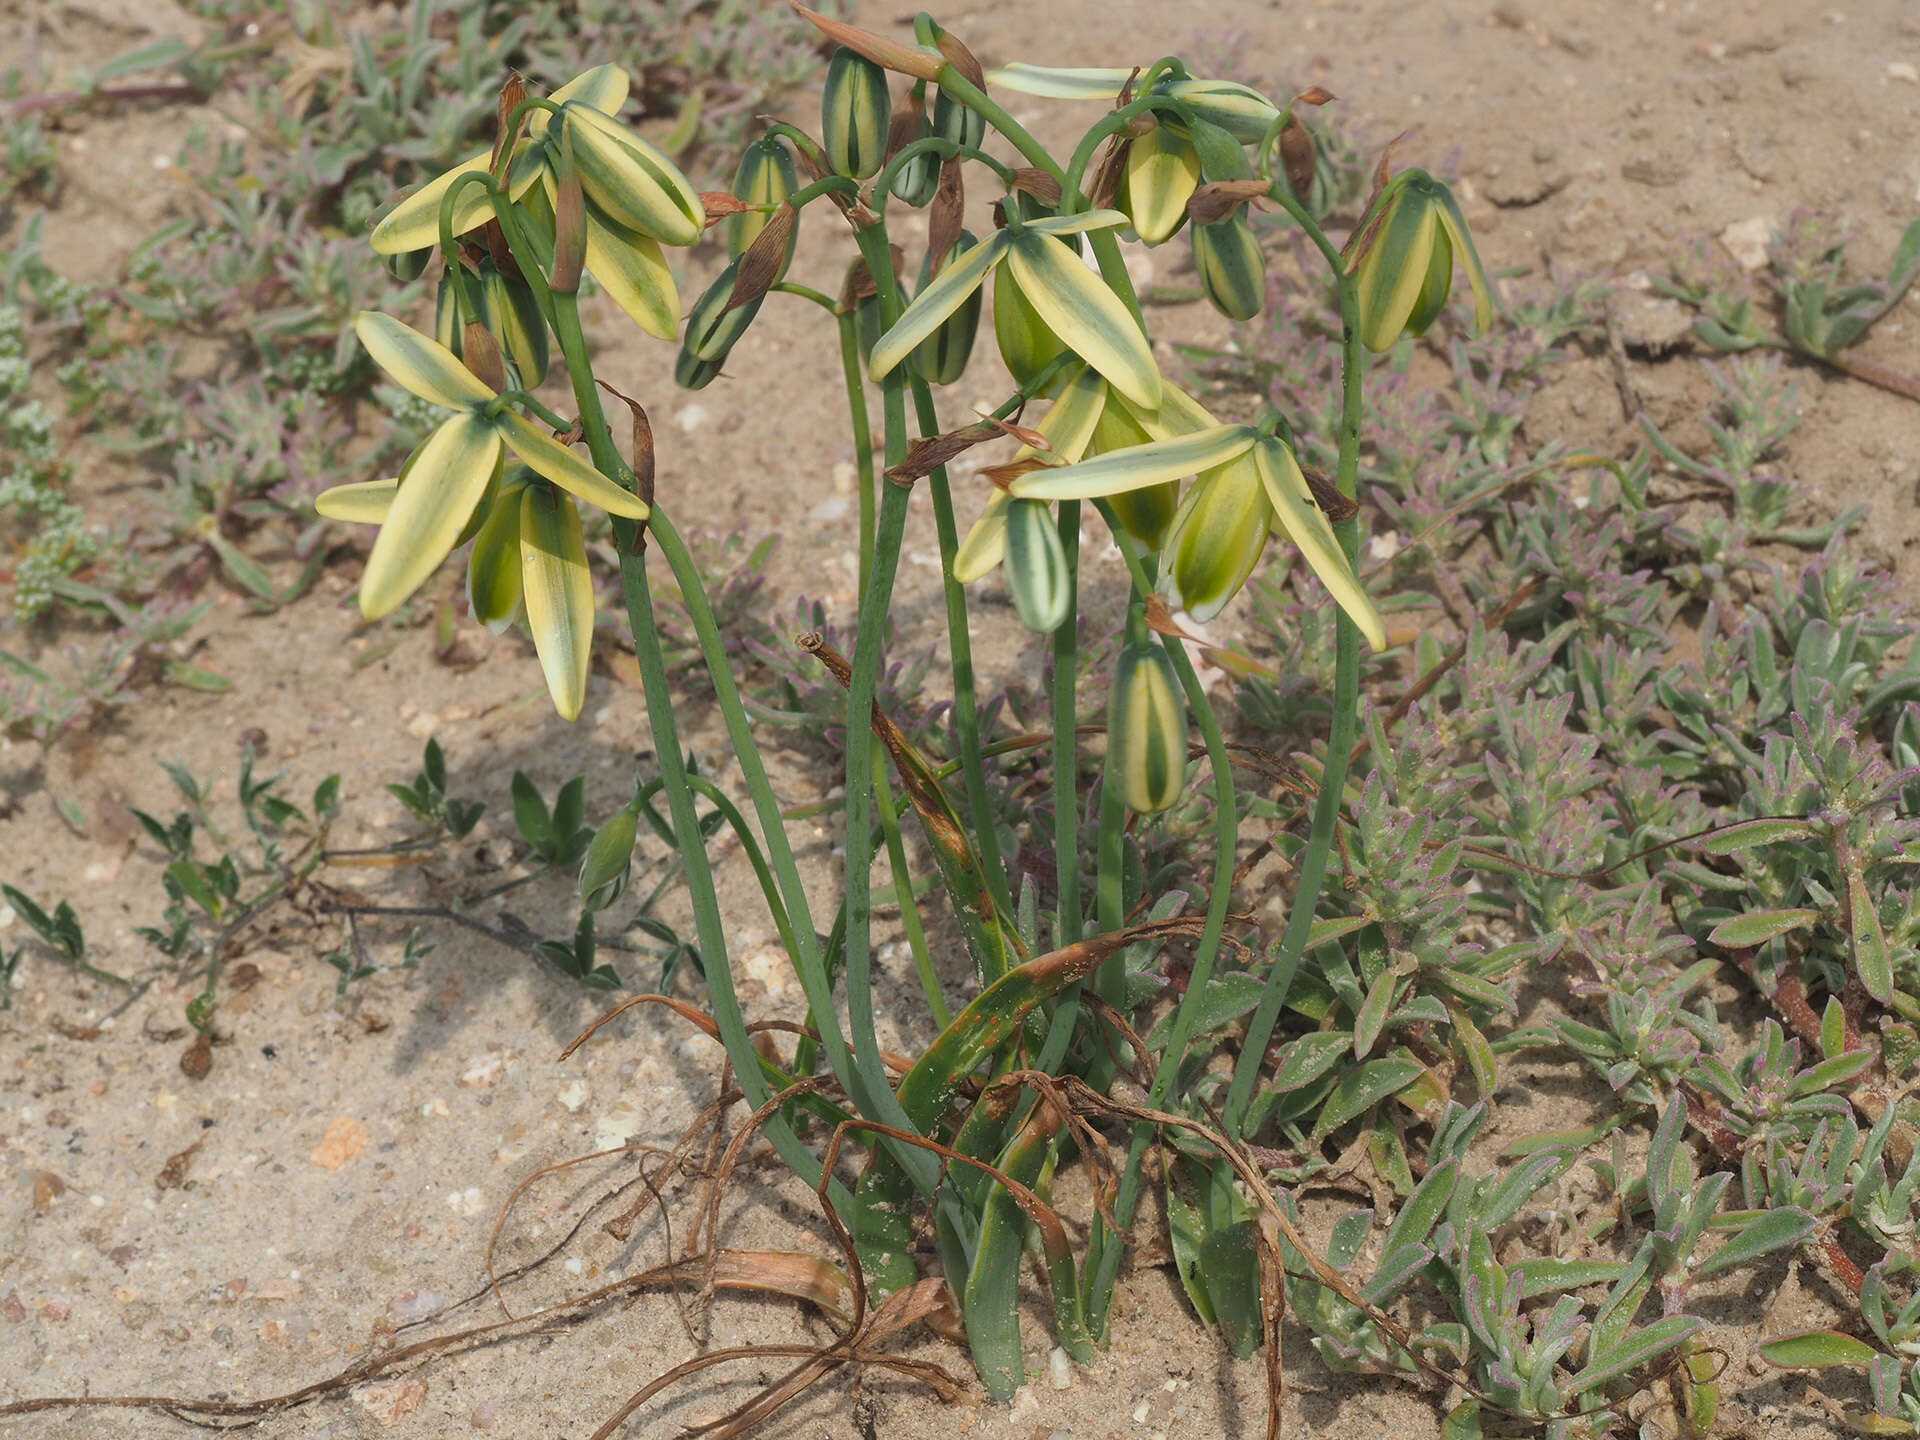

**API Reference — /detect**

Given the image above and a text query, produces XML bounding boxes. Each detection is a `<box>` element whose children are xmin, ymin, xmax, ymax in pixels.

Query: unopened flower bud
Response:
<box><xmin>823</xmin><ymin>47</ymin><xmax>892</xmax><ymax>180</ymax></box>
<box><xmin>578</xmin><ymin>800</ymin><xmax>640</xmax><ymax>910</ymax></box>
<box><xmin>1003</xmin><ymin>497</ymin><xmax>1072</xmax><ymax>634</ymax></box>
<box><xmin>1107</xmin><ymin>641</ymin><xmax>1188</xmax><ymax>814</ymax></box>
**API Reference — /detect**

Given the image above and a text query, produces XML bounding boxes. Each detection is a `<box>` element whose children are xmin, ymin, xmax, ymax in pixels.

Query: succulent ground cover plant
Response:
<box><xmin>3</xmin><ymin>6</ymin><xmax>1920</xmax><ymax>1439</ymax></box>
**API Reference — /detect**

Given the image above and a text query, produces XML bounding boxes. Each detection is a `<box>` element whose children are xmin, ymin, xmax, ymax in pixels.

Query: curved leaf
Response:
<box><xmin>1759</xmin><ymin>1330</ymin><xmax>1879</xmax><ymax>1369</ymax></box>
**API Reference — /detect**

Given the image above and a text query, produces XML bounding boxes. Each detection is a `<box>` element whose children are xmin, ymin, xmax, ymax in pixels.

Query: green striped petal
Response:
<box><xmin>1022</xmin><ymin>209</ymin><xmax>1132</xmax><ymax>238</ymax></box>
<box><xmin>1005</xmin><ymin>230</ymin><xmax>1161</xmax><ymax>409</ymax></box>
<box><xmin>1353</xmin><ymin>188</ymin><xmax>1440</xmax><ymax>353</ymax></box>
<box><xmin>1090</xmin><ymin>390</ymin><xmax>1176</xmax><ymax>548</ymax></box>
<box><xmin>583</xmin><ymin>205</ymin><xmax>681</xmax><ymax>341</ymax></box>
<box><xmin>314</xmin><ymin>477</ymin><xmax>398</xmax><ymax>525</ymax></box>
<box><xmin>985</xmin><ymin>64</ymin><xmax>1133</xmax><ymax>100</ymax></box>
<box><xmin>518</xmin><ymin>485</ymin><xmax>595</xmax><ymax>721</ymax></box>
<box><xmin>1432</xmin><ymin>181</ymin><xmax>1495</xmax><ymax>336</ymax></box>
<box><xmin>466</xmin><ymin>482</ymin><xmax>529</xmax><ymax>632</ymax></box>
<box><xmin>1010</xmin><ymin>423</ymin><xmax>1255</xmax><ymax>501</ymax></box>
<box><xmin>1159</xmin><ymin>451</ymin><xmax>1271</xmax><ymax>622</ymax></box>
<box><xmin>496</xmin><ymin>409</ymin><xmax>649</xmax><ymax>519</ymax></box>
<box><xmin>565</xmin><ymin>105</ymin><xmax>704</xmax><ymax>246</ymax></box>
<box><xmin>1019</xmin><ymin>361</ymin><xmax>1107</xmax><ymax>463</ymax></box>
<box><xmin>541</xmin><ymin>65</ymin><xmax>630</xmax><ymax>125</ymax></box>
<box><xmin>954</xmin><ymin>490</ymin><xmax>1011</xmax><ymax>583</ymax></box>
<box><xmin>869</xmin><ymin>230</ymin><xmax>1010</xmax><ymax>382</ymax></box>
<box><xmin>1119</xmin><ymin>381</ymin><xmax>1220</xmax><ymax>438</ymax></box>
<box><xmin>368</xmin><ymin>143</ymin><xmax>549</xmax><ymax>254</ymax></box>
<box><xmin>369</xmin><ymin>149</ymin><xmax>494</xmax><ymax>255</ymax></box>
<box><xmin>355</xmin><ymin>311</ymin><xmax>494</xmax><ymax>409</ymax></box>
<box><xmin>1254</xmin><ymin>437</ymin><xmax>1387</xmax><ymax>651</ymax></box>
<box><xmin>1003</xmin><ymin>498</ymin><xmax>1073</xmax><ymax>634</ymax></box>
<box><xmin>1161</xmin><ymin>79</ymin><xmax>1281</xmax><ymax>145</ymax></box>
<box><xmin>360</xmin><ymin>413</ymin><xmax>503</xmax><ymax>620</ymax></box>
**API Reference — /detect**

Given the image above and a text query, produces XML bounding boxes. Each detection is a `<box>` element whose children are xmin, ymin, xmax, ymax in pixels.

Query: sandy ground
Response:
<box><xmin>3</xmin><ymin>0</ymin><xmax>1919</xmax><ymax>1436</ymax></box>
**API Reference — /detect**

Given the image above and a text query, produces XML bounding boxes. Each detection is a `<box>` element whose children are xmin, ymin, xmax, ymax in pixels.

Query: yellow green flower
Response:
<box><xmin>869</xmin><ymin>209</ymin><xmax>1161</xmax><ymax>409</ymax></box>
<box><xmin>368</xmin><ymin>66</ymin><xmax>700</xmax><ymax>342</ymax></box>
<box><xmin>1009</xmin><ymin>417</ymin><xmax>1386</xmax><ymax>645</ymax></box>
<box><xmin>986</xmin><ymin>65</ymin><xmax>1281</xmax><ymax>144</ymax></box>
<box><xmin>1344</xmin><ymin>168</ymin><xmax>1493</xmax><ymax>352</ymax></box>
<box><xmin>315</xmin><ymin>313</ymin><xmax>645</xmax><ymax>628</ymax></box>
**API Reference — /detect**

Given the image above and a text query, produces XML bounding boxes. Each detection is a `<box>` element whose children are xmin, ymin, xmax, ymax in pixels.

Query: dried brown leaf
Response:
<box><xmin>1293</xmin><ymin>85</ymin><xmax>1336</xmax><ymax>107</ymax></box>
<box><xmin>698</xmin><ymin>191</ymin><xmax>751</xmax><ymax>225</ymax></box>
<box><xmin>460</xmin><ymin>322</ymin><xmax>508</xmax><ymax>395</ymax></box>
<box><xmin>786</xmin><ymin>2</ymin><xmax>943</xmax><ymax>80</ymax></box>
<box><xmin>885</xmin><ymin>88</ymin><xmax>926</xmax><ymax>164</ymax></box>
<box><xmin>1299</xmin><ymin>464</ymin><xmax>1357</xmax><ymax>521</ymax></box>
<box><xmin>932</xmin><ymin>29</ymin><xmax>985</xmax><ymax>92</ymax></box>
<box><xmin>928</xmin><ymin>159</ymin><xmax>965</xmax><ymax>273</ymax></box>
<box><xmin>1187</xmin><ymin>178</ymin><xmax>1271</xmax><ymax>225</ymax></box>
<box><xmin>1009</xmin><ymin>167</ymin><xmax>1062</xmax><ymax>207</ymax></box>
<box><xmin>492</xmin><ymin>72</ymin><xmax>527</xmax><ymax>170</ymax></box>
<box><xmin>1280</xmin><ymin>119</ymin><xmax>1317</xmax><ymax>201</ymax></box>
<box><xmin>885</xmin><ymin>421</ymin><xmax>1000</xmax><ymax>485</ymax></box>
<box><xmin>725</xmin><ymin>202</ymin><xmax>793</xmax><ymax>314</ymax></box>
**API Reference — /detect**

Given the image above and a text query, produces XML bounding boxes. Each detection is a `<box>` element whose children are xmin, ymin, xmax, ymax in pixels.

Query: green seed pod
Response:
<box><xmin>1003</xmin><ymin>498</ymin><xmax>1072</xmax><ymax>634</ymax></box>
<box><xmin>577</xmin><ymin>799</ymin><xmax>640</xmax><ymax>911</ymax></box>
<box><xmin>1192</xmin><ymin>210</ymin><xmax>1266</xmax><ymax>321</ymax></box>
<box><xmin>728</xmin><ymin>136</ymin><xmax>799</xmax><ymax>270</ymax></box>
<box><xmin>1107</xmin><ymin>641</ymin><xmax>1188</xmax><ymax>814</ymax></box>
<box><xmin>992</xmin><ymin>266</ymin><xmax>1068</xmax><ymax>390</ymax></box>
<box><xmin>683</xmin><ymin>259</ymin><xmax>763</xmax><ymax>364</ymax></box>
<box><xmin>1118</xmin><ymin>122</ymin><xmax>1201</xmax><ymax>246</ymax></box>
<box><xmin>912</xmin><ymin>229</ymin><xmax>981</xmax><ymax>385</ymax></box>
<box><xmin>932</xmin><ymin>87</ymin><xmax>985</xmax><ymax>150</ymax></box>
<box><xmin>481</xmin><ymin>263</ymin><xmax>550</xmax><ymax>386</ymax></box>
<box><xmin>383</xmin><ymin>247</ymin><xmax>432</xmax><ymax>283</ymax></box>
<box><xmin>822</xmin><ymin>47</ymin><xmax>891</xmax><ymax>180</ymax></box>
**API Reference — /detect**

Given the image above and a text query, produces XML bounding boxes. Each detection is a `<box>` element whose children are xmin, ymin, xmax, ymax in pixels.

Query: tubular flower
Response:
<box><xmin>954</xmin><ymin>364</ymin><xmax>1105</xmax><ymax>584</ymax></box>
<box><xmin>1118</xmin><ymin>120</ymin><xmax>1201</xmax><ymax>246</ymax></box>
<box><xmin>320</xmin><ymin>464</ymin><xmax>599</xmax><ymax>722</ymax></box>
<box><xmin>1344</xmin><ymin>168</ymin><xmax>1493</xmax><ymax>353</ymax></box>
<box><xmin>1009</xmin><ymin>418</ymin><xmax>1386</xmax><ymax>646</ymax></box>
<box><xmin>369</xmin><ymin>66</ymin><xmax>701</xmax><ymax>342</ymax></box>
<box><xmin>868</xmin><ymin>208</ymin><xmax>1161</xmax><ymax>409</ymax></box>
<box><xmin>315</xmin><ymin>313</ymin><xmax>646</xmax><ymax>625</ymax></box>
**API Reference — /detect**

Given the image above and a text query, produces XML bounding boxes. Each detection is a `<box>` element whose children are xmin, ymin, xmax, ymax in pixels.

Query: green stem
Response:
<box><xmin>1080</xmin><ymin>502</ymin><xmax>1238</xmax><ymax>1336</ymax></box>
<box><xmin>841</xmin><ymin>221</ymin><xmax>944</xmax><ymax>1195</ymax></box>
<box><xmin>874</xmin><ymin>766</ymin><xmax>950</xmax><ymax>1028</ymax></box>
<box><xmin>1220</xmin><ymin>212</ymin><xmax>1368</xmax><ymax>1137</ymax></box>
<box><xmin>906</xmin><ymin>371</ymin><xmax>1016</xmax><ymax>935</ymax></box>
<box><xmin>544</xmin><ymin>286</ymin><xmax>842</xmax><ymax>1203</ymax></box>
<box><xmin>1050</xmin><ymin>499</ymin><xmax>1083</xmax><ymax>950</ymax></box>
<box><xmin>838</xmin><ymin>311</ymin><xmax>877</xmax><ymax>599</ymax></box>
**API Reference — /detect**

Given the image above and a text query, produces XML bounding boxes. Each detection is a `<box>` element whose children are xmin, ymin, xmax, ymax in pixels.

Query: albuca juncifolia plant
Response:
<box><xmin>281</xmin><ymin>8</ymin><xmax>1849</xmax><ymax>1437</ymax></box>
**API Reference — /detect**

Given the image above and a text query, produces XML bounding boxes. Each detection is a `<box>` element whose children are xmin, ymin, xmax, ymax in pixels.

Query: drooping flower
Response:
<box><xmin>1343</xmin><ymin>168</ymin><xmax>1493</xmax><ymax>353</ymax></box>
<box><xmin>320</xmin><ymin>461</ymin><xmax>599</xmax><ymax>721</ymax></box>
<box><xmin>1010</xmin><ymin>417</ymin><xmax>1387</xmax><ymax>646</ymax></box>
<box><xmin>368</xmin><ymin>66</ymin><xmax>702</xmax><ymax>341</ymax></box>
<box><xmin>867</xmin><ymin>208</ymin><xmax>1162</xmax><ymax>409</ymax></box>
<box><xmin>315</xmin><ymin>313</ymin><xmax>644</xmax><ymax>629</ymax></box>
